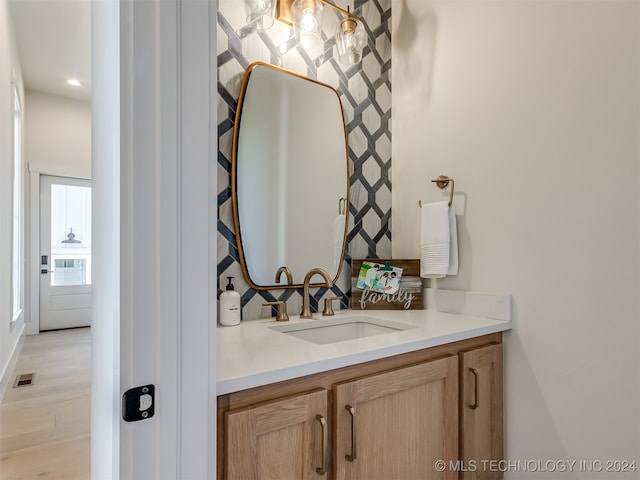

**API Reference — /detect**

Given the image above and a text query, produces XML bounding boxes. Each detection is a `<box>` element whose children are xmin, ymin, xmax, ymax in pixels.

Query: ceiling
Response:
<box><xmin>9</xmin><ymin>0</ymin><xmax>91</xmax><ymax>102</ymax></box>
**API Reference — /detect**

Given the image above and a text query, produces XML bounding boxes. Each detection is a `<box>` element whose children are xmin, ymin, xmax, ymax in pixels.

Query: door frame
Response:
<box><xmin>97</xmin><ymin>0</ymin><xmax>217</xmax><ymax>478</ymax></box>
<box><xmin>28</xmin><ymin>164</ymin><xmax>91</xmax><ymax>336</ymax></box>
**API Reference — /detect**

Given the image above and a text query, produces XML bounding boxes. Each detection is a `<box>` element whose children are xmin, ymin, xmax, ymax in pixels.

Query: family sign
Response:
<box><xmin>351</xmin><ymin>259</ymin><xmax>423</xmax><ymax>311</ymax></box>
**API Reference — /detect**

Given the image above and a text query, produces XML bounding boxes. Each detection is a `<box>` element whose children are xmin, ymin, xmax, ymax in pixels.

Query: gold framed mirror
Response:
<box><xmin>231</xmin><ymin>62</ymin><xmax>350</xmax><ymax>290</ymax></box>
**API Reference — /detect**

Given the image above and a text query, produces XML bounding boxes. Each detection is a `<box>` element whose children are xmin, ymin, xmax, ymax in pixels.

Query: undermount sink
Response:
<box><xmin>269</xmin><ymin>315</ymin><xmax>417</xmax><ymax>345</ymax></box>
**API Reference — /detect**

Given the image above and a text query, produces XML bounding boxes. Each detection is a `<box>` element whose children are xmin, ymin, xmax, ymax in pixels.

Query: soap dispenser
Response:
<box><xmin>219</xmin><ymin>277</ymin><xmax>241</xmax><ymax>326</ymax></box>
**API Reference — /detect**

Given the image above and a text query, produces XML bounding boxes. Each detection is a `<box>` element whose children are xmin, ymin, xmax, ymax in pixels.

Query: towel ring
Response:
<box><xmin>419</xmin><ymin>175</ymin><xmax>455</xmax><ymax>207</ymax></box>
<box><xmin>432</xmin><ymin>175</ymin><xmax>455</xmax><ymax>206</ymax></box>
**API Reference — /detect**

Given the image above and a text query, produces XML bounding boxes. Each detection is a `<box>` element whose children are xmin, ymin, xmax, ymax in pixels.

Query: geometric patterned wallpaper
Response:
<box><xmin>217</xmin><ymin>0</ymin><xmax>391</xmax><ymax>321</ymax></box>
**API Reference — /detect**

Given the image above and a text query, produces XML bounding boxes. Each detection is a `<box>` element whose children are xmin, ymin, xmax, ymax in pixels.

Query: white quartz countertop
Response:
<box><xmin>217</xmin><ymin>306</ymin><xmax>512</xmax><ymax>395</ymax></box>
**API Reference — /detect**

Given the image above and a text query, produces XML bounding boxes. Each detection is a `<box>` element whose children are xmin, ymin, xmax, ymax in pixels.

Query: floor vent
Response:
<box><xmin>13</xmin><ymin>373</ymin><xmax>35</xmax><ymax>388</ymax></box>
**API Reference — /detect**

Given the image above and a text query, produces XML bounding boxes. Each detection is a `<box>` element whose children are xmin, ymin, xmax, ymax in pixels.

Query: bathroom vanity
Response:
<box><xmin>217</xmin><ymin>309</ymin><xmax>510</xmax><ymax>480</ymax></box>
<box><xmin>220</xmin><ymin>61</ymin><xmax>510</xmax><ymax>479</ymax></box>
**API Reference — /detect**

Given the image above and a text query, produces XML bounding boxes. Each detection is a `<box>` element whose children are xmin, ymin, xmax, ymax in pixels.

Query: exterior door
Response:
<box><xmin>39</xmin><ymin>175</ymin><xmax>92</xmax><ymax>331</ymax></box>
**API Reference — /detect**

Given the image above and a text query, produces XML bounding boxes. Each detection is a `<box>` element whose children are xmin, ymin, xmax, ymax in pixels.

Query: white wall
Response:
<box><xmin>0</xmin><ymin>0</ymin><xmax>25</xmax><ymax>392</ymax></box>
<box><xmin>393</xmin><ymin>1</ymin><xmax>639</xmax><ymax>477</ymax></box>
<box><xmin>25</xmin><ymin>89</ymin><xmax>91</xmax><ymax>174</ymax></box>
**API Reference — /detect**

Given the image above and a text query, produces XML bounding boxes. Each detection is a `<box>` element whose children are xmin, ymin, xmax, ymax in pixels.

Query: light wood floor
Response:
<box><xmin>0</xmin><ymin>328</ymin><xmax>91</xmax><ymax>480</ymax></box>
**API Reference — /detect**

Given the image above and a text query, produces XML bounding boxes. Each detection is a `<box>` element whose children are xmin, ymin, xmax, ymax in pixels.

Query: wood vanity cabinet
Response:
<box><xmin>333</xmin><ymin>356</ymin><xmax>459</xmax><ymax>480</ymax></box>
<box><xmin>218</xmin><ymin>333</ymin><xmax>504</xmax><ymax>480</ymax></box>
<box><xmin>459</xmin><ymin>344</ymin><xmax>504</xmax><ymax>480</ymax></box>
<box><xmin>225</xmin><ymin>389</ymin><xmax>328</xmax><ymax>479</ymax></box>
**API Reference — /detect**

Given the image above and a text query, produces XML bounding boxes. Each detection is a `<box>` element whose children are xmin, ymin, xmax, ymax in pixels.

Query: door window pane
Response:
<box><xmin>53</xmin><ymin>259</ymin><xmax>87</xmax><ymax>286</ymax></box>
<box><xmin>50</xmin><ymin>184</ymin><xmax>92</xmax><ymax>286</ymax></box>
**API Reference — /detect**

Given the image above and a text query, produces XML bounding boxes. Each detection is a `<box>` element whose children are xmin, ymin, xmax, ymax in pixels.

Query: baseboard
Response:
<box><xmin>0</xmin><ymin>328</ymin><xmax>26</xmax><ymax>403</ymax></box>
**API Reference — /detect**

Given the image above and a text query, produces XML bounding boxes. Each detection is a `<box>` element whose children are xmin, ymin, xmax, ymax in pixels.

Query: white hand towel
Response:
<box><xmin>333</xmin><ymin>214</ymin><xmax>346</xmax><ymax>267</ymax></box>
<box><xmin>420</xmin><ymin>201</ymin><xmax>458</xmax><ymax>278</ymax></box>
<box><xmin>447</xmin><ymin>206</ymin><xmax>458</xmax><ymax>275</ymax></box>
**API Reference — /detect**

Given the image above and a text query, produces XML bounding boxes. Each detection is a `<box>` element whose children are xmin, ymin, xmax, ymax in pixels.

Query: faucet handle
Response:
<box><xmin>262</xmin><ymin>301</ymin><xmax>289</xmax><ymax>322</ymax></box>
<box><xmin>322</xmin><ymin>296</ymin><xmax>343</xmax><ymax>316</ymax></box>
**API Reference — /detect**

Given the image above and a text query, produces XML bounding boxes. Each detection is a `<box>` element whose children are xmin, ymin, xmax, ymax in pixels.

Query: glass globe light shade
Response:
<box><xmin>291</xmin><ymin>0</ymin><xmax>325</xmax><ymax>51</ymax></box>
<box><xmin>244</xmin><ymin>0</ymin><xmax>274</xmax><ymax>30</ymax></box>
<box><xmin>335</xmin><ymin>16</ymin><xmax>365</xmax><ymax>64</ymax></box>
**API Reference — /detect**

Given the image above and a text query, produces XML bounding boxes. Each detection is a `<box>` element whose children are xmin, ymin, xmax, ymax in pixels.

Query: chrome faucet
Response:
<box><xmin>300</xmin><ymin>268</ymin><xmax>333</xmax><ymax>319</ymax></box>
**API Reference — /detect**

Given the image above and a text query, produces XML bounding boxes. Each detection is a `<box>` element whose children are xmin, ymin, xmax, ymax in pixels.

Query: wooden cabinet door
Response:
<box><xmin>459</xmin><ymin>343</ymin><xmax>503</xmax><ymax>480</ymax></box>
<box><xmin>225</xmin><ymin>389</ymin><xmax>328</xmax><ymax>480</ymax></box>
<box><xmin>333</xmin><ymin>356</ymin><xmax>459</xmax><ymax>480</ymax></box>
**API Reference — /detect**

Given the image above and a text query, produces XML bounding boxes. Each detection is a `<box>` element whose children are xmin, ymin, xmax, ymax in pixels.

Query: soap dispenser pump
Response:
<box><xmin>219</xmin><ymin>277</ymin><xmax>241</xmax><ymax>326</ymax></box>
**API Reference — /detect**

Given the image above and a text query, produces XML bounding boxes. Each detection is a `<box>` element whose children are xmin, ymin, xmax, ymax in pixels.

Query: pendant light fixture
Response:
<box><xmin>61</xmin><ymin>228</ymin><xmax>81</xmax><ymax>244</ymax></box>
<box><xmin>275</xmin><ymin>0</ymin><xmax>365</xmax><ymax>64</ymax></box>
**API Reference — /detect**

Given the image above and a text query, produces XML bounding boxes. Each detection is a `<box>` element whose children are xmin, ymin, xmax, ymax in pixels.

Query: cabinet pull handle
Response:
<box><xmin>345</xmin><ymin>405</ymin><xmax>357</xmax><ymax>462</ymax></box>
<box><xmin>468</xmin><ymin>368</ymin><xmax>479</xmax><ymax>410</ymax></box>
<box><xmin>316</xmin><ymin>415</ymin><xmax>328</xmax><ymax>475</ymax></box>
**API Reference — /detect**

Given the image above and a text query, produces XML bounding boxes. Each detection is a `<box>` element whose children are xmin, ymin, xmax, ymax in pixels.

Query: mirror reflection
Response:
<box><xmin>232</xmin><ymin>62</ymin><xmax>349</xmax><ymax>289</ymax></box>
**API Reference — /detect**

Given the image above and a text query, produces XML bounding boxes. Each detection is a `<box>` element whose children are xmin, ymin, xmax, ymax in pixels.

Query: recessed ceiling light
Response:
<box><xmin>66</xmin><ymin>78</ymin><xmax>82</xmax><ymax>87</ymax></box>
